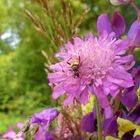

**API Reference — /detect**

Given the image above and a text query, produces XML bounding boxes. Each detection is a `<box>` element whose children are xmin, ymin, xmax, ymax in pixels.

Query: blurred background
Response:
<box><xmin>0</xmin><ymin>0</ymin><xmax>140</xmax><ymax>133</ymax></box>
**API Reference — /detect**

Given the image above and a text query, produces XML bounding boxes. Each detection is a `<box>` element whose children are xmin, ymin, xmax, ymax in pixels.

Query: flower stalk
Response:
<box><xmin>114</xmin><ymin>90</ymin><xmax>122</xmax><ymax>113</ymax></box>
<box><xmin>95</xmin><ymin>96</ymin><xmax>102</xmax><ymax>140</ymax></box>
<box><xmin>130</xmin><ymin>0</ymin><xmax>140</xmax><ymax>21</ymax></box>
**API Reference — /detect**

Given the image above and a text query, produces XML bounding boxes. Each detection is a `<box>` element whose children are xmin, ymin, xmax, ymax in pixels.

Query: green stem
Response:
<box><xmin>95</xmin><ymin>96</ymin><xmax>102</xmax><ymax>140</ymax></box>
<box><xmin>114</xmin><ymin>90</ymin><xmax>122</xmax><ymax>113</ymax></box>
<box><xmin>130</xmin><ymin>1</ymin><xmax>140</xmax><ymax>21</ymax></box>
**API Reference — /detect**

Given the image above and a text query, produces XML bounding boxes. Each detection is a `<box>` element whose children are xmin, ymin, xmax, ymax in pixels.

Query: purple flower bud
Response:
<box><xmin>128</xmin><ymin>20</ymin><xmax>140</xmax><ymax>48</ymax></box>
<box><xmin>31</xmin><ymin>108</ymin><xmax>59</xmax><ymax>126</ymax></box>
<box><xmin>112</xmin><ymin>12</ymin><xmax>126</xmax><ymax>37</ymax></box>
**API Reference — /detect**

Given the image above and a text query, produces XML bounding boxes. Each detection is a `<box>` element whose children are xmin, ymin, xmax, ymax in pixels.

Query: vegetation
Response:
<box><xmin>0</xmin><ymin>0</ymin><xmax>140</xmax><ymax>133</ymax></box>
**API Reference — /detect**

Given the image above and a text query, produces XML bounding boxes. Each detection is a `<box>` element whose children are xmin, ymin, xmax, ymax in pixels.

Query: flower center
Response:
<box><xmin>89</xmin><ymin>45</ymin><xmax>114</xmax><ymax>79</ymax></box>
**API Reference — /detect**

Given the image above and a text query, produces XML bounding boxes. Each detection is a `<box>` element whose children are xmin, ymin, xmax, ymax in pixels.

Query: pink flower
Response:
<box><xmin>48</xmin><ymin>13</ymin><xmax>134</xmax><ymax>108</ymax></box>
<box><xmin>2</xmin><ymin>125</ymin><xmax>16</xmax><ymax>140</ymax></box>
<box><xmin>1</xmin><ymin>123</ymin><xmax>25</xmax><ymax>140</ymax></box>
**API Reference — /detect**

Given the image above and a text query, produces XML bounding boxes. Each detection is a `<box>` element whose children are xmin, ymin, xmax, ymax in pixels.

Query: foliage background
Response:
<box><xmin>0</xmin><ymin>0</ymin><xmax>140</xmax><ymax>133</ymax></box>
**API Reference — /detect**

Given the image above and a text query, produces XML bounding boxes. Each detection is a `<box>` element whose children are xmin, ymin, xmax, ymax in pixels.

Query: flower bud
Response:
<box><xmin>30</xmin><ymin>124</ymin><xmax>39</xmax><ymax>136</ymax></box>
<box><xmin>21</xmin><ymin>121</ymin><xmax>30</xmax><ymax>132</ymax></box>
<box><xmin>110</xmin><ymin>0</ymin><xmax>131</xmax><ymax>6</ymax></box>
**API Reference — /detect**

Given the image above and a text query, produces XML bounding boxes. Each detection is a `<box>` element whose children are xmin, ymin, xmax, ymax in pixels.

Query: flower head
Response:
<box><xmin>48</xmin><ymin>13</ymin><xmax>134</xmax><ymax>108</ymax></box>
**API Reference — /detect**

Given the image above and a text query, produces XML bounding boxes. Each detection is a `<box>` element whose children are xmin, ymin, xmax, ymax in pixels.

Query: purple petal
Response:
<box><xmin>124</xmin><ymin>60</ymin><xmax>135</xmax><ymax>70</ymax></box>
<box><xmin>85</xmin><ymin>32</ymin><xmax>94</xmax><ymax>41</ymax></box>
<box><xmin>104</xmin><ymin>106</ymin><xmax>113</xmax><ymax>118</ymax></box>
<box><xmin>48</xmin><ymin>72</ymin><xmax>66</xmax><ymax>84</ymax></box>
<box><xmin>109</xmin><ymin>67</ymin><xmax>133</xmax><ymax>81</ymax></box>
<box><xmin>80</xmin><ymin>87</ymin><xmax>89</xmax><ymax>104</ymax></box>
<box><xmin>73</xmin><ymin>37</ymin><xmax>83</xmax><ymax>47</ymax></box>
<box><xmin>52</xmin><ymin>84</ymin><xmax>65</xmax><ymax>99</ymax></box>
<box><xmin>34</xmin><ymin>126</ymin><xmax>46</xmax><ymax>140</ymax></box>
<box><xmin>128</xmin><ymin>20</ymin><xmax>140</xmax><ymax>47</ymax></box>
<box><xmin>133</xmin><ymin>135</ymin><xmax>140</xmax><ymax>140</ymax></box>
<box><xmin>127</xmin><ymin>104</ymin><xmax>140</xmax><ymax>125</ymax></box>
<box><xmin>102</xmin><ymin>116</ymin><xmax>118</xmax><ymax>135</ymax></box>
<box><xmin>114</xmin><ymin>39</ymin><xmax>129</xmax><ymax>54</ymax></box>
<box><xmin>112</xmin><ymin>11</ymin><xmax>125</xmax><ymax>36</ymax></box>
<box><xmin>107</xmin><ymin>75</ymin><xmax>133</xmax><ymax>88</ymax></box>
<box><xmin>64</xmin><ymin>95</ymin><xmax>74</xmax><ymax>106</ymax></box>
<box><xmin>121</xmin><ymin>129</ymin><xmax>135</xmax><ymax>140</ymax></box>
<box><xmin>121</xmin><ymin>89</ymin><xmax>138</xmax><ymax>109</ymax></box>
<box><xmin>97</xmin><ymin>13</ymin><xmax>112</xmax><ymax>35</ymax></box>
<box><xmin>81</xmin><ymin>110</ymin><xmax>97</xmax><ymax>133</ymax></box>
<box><xmin>115</xmin><ymin>55</ymin><xmax>133</xmax><ymax>64</ymax></box>
<box><xmin>94</xmin><ymin>86</ymin><xmax>110</xmax><ymax>108</ymax></box>
<box><xmin>49</xmin><ymin>62</ymin><xmax>64</xmax><ymax>71</ymax></box>
<box><xmin>63</xmin><ymin>78</ymin><xmax>80</xmax><ymax>94</ymax></box>
<box><xmin>31</xmin><ymin>108</ymin><xmax>59</xmax><ymax>125</ymax></box>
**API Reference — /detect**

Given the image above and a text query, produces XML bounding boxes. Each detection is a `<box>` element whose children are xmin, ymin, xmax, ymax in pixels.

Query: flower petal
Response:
<box><xmin>128</xmin><ymin>20</ymin><xmax>140</xmax><ymax>47</ymax></box>
<box><xmin>121</xmin><ymin>90</ymin><xmax>138</xmax><ymax>110</ymax></box>
<box><xmin>52</xmin><ymin>84</ymin><xmax>65</xmax><ymax>99</ymax></box>
<box><xmin>102</xmin><ymin>116</ymin><xmax>118</xmax><ymax>135</ymax></box>
<box><xmin>94</xmin><ymin>86</ymin><xmax>110</xmax><ymax>108</ymax></box>
<box><xmin>64</xmin><ymin>95</ymin><xmax>74</xmax><ymax>106</ymax></box>
<box><xmin>127</xmin><ymin>104</ymin><xmax>140</xmax><ymax>125</ymax></box>
<box><xmin>133</xmin><ymin>135</ymin><xmax>140</xmax><ymax>140</ymax></box>
<box><xmin>48</xmin><ymin>72</ymin><xmax>66</xmax><ymax>84</ymax></box>
<box><xmin>81</xmin><ymin>110</ymin><xmax>96</xmax><ymax>133</ymax></box>
<box><xmin>97</xmin><ymin>13</ymin><xmax>112</xmax><ymax>35</ymax></box>
<box><xmin>121</xmin><ymin>129</ymin><xmax>135</xmax><ymax>140</ymax></box>
<box><xmin>112</xmin><ymin>11</ymin><xmax>125</xmax><ymax>36</ymax></box>
<box><xmin>80</xmin><ymin>87</ymin><xmax>89</xmax><ymax>104</ymax></box>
